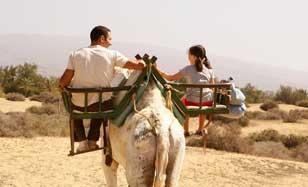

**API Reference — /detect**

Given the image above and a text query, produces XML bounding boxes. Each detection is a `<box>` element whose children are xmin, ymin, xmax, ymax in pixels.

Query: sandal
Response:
<box><xmin>195</xmin><ymin>130</ymin><xmax>203</xmax><ymax>136</ymax></box>
<box><xmin>184</xmin><ymin>132</ymin><xmax>191</xmax><ymax>137</ymax></box>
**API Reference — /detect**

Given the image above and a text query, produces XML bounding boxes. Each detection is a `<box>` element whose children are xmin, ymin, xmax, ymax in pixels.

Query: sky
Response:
<box><xmin>0</xmin><ymin>0</ymin><xmax>307</xmax><ymax>72</ymax></box>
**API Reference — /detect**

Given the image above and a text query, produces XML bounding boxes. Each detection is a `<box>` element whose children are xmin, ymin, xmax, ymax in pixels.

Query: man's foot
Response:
<box><xmin>88</xmin><ymin>140</ymin><xmax>99</xmax><ymax>150</ymax></box>
<box><xmin>184</xmin><ymin>131</ymin><xmax>190</xmax><ymax>137</ymax></box>
<box><xmin>76</xmin><ymin>140</ymin><xmax>89</xmax><ymax>153</ymax></box>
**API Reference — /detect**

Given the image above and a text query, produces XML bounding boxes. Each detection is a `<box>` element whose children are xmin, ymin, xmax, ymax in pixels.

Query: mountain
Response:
<box><xmin>0</xmin><ymin>34</ymin><xmax>307</xmax><ymax>90</ymax></box>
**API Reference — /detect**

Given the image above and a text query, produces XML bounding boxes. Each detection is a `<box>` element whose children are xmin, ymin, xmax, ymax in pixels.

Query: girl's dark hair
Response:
<box><xmin>189</xmin><ymin>45</ymin><xmax>212</xmax><ymax>72</ymax></box>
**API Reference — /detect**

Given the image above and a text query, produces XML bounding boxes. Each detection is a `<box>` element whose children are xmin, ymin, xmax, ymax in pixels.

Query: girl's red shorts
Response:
<box><xmin>181</xmin><ymin>97</ymin><xmax>213</xmax><ymax>107</ymax></box>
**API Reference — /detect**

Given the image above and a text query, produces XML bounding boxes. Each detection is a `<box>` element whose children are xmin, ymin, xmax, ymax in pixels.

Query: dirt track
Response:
<box><xmin>1</xmin><ymin>137</ymin><xmax>308</xmax><ymax>187</ymax></box>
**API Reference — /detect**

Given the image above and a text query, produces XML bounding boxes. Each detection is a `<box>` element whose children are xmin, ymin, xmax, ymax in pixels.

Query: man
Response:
<box><xmin>59</xmin><ymin>25</ymin><xmax>145</xmax><ymax>152</ymax></box>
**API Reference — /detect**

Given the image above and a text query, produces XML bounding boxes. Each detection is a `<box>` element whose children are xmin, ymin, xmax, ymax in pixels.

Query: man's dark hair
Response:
<box><xmin>90</xmin><ymin>25</ymin><xmax>111</xmax><ymax>42</ymax></box>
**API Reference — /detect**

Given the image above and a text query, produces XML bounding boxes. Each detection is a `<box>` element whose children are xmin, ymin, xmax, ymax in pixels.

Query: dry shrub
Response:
<box><xmin>206</xmin><ymin>123</ymin><xmax>252</xmax><ymax>153</ymax></box>
<box><xmin>252</xmin><ymin>141</ymin><xmax>292</xmax><ymax>160</ymax></box>
<box><xmin>238</xmin><ymin>116</ymin><xmax>250</xmax><ymax>127</ymax></box>
<box><xmin>292</xmin><ymin>143</ymin><xmax>308</xmax><ymax>162</ymax></box>
<box><xmin>245</xmin><ymin>109</ymin><xmax>286</xmax><ymax>120</ymax></box>
<box><xmin>0</xmin><ymin>112</ymin><xmax>29</xmax><ymax>137</ymax></box>
<box><xmin>282</xmin><ymin>109</ymin><xmax>301</xmax><ymax>123</ymax></box>
<box><xmin>29</xmin><ymin>92</ymin><xmax>60</xmax><ymax>104</ymax></box>
<box><xmin>245</xmin><ymin>111</ymin><xmax>264</xmax><ymax>119</ymax></box>
<box><xmin>296</xmin><ymin>100</ymin><xmax>308</xmax><ymax>108</ymax></box>
<box><xmin>298</xmin><ymin>110</ymin><xmax>308</xmax><ymax>119</ymax></box>
<box><xmin>26</xmin><ymin>104</ymin><xmax>58</xmax><ymax>115</ymax></box>
<box><xmin>260</xmin><ymin>100</ymin><xmax>279</xmax><ymax>111</ymax></box>
<box><xmin>0</xmin><ymin>112</ymin><xmax>69</xmax><ymax>137</ymax></box>
<box><xmin>5</xmin><ymin>92</ymin><xmax>25</xmax><ymax>101</ymax></box>
<box><xmin>249</xmin><ymin>129</ymin><xmax>281</xmax><ymax>142</ymax></box>
<box><xmin>281</xmin><ymin>134</ymin><xmax>308</xmax><ymax>148</ymax></box>
<box><xmin>186</xmin><ymin>122</ymin><xmax>253</xmax><ymax>154</ymax></box>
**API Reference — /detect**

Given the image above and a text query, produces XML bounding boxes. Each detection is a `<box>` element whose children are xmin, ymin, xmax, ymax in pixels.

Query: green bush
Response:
<box><xmin>260</xmin><ymin>100</ymin><xmax>278</xmax><ymax>111</ymax></box>
<box><xmin>5</xmin><ymin>92</ymin><xmax>25</xmax><ymax>101</ymax></box>
<box><xmin>241</xmin><ymin>83</ymin><xmax>270</xmax><ymax>103</ymax></box>
<box><xmin>275</xmin><ymin>85</ymin><xmax>307</xmax><ymax>104</ymax></box>
<box><xmin>0</xmin><ymin>63</ymin><xmax>59</xmax><ymax>97</ymax></box>
<box><xmin>0</xmin><ymin>87</ymin><xmax>5</xmax><ymax>97</ymax></box>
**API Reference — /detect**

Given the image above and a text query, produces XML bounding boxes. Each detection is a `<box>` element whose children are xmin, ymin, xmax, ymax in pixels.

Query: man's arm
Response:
<box><xmin>122</xmin><ymin>59</ymin><xmax>145</xmax><ymax>70</ymax></box>
<box><xmin>58</xmin><ymin>69</ymin><xmax>74</xmax><ymax>90</ymax></box>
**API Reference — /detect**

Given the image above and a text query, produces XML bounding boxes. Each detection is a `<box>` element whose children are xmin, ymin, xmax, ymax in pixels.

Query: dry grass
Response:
<box><xmin>26</xmin><ymin>104</ymin><xmax>58</xmax><ymax>115</ymax></box>
<box><xmin>0</xmin><ymin>111</ymin><xmax>69</xmax><ymax>138</ymax></box>
<box><xmin>292</xmin><ymin>143</ymin><xmax>308</xmax><ymax>162</ymax></box>
<box><xmin>245</xmin><ymin>109</ymin><xmax>286</xmax><ymax>120</ymax></box>
<box><xmin>251</xmin><ymin>141</ymin><xmax>292</xmax><ymax>160</ymax></box>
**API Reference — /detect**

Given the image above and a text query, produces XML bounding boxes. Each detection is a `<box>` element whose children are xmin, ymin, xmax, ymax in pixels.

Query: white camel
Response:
<box><xmin>101</xmin><ymin>69</ymin><xmax>186</xmax><ymax>187</ymax></box>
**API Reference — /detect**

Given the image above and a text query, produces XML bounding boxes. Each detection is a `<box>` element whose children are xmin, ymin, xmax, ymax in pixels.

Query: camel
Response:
<box><xmin>101</xmin><ymin>69</ymin><xmax>186</xmax><ymax>187</ymax></box>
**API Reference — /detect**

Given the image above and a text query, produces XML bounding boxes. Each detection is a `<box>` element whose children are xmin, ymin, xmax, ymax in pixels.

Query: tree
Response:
<box><xmin>0</xmin><ymin>63</ymin><xmax>50</xmax><ymax>96</ymax></box>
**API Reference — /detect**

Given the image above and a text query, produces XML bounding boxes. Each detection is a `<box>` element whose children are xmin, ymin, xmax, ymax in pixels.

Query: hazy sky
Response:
<box><xmin>1</xmin><ymin>0</ymin><xmax>307</xmax><ymax>72</ymax></box>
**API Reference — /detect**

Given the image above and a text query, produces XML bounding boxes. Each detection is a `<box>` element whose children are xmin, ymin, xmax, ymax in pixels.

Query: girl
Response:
<box><xmin>157</xmin><ymin>45</ymin><xmax>214</xmax><ymax>136</ymax></box>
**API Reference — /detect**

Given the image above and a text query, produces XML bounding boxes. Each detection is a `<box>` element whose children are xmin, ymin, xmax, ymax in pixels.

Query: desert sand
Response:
<box><xmin>0</xmin><ymin>98</ymin><xmax>41</xmax><ymax>113</ymax></box>
<box><xmin>1</xmin><ymin>137</ymin><xmax>308</xmax><ymax>187</ymax></box>
<box><xmin>247</xmin><ymin>103</ymin><xmax>306</xmax><ymax>113</ymax></box>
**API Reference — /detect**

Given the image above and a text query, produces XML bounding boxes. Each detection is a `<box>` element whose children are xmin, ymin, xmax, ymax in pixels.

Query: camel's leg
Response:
<box><xmin>154</xmin><ymin>131</ymin><xmax>170</xmax><ymax>187</ymax></box>
<box><xmin>125</xmin><ymin>129</ymin><xmax>156</xmax><ymax>186</ymax></box>
<box><xmin>125</xmin><ymin>152</ymin><xmax>155</xmax><ymax>187</ymax></box>
<box><xmin>102</xmin><ymin>155</ymin><xmax>119</xmax><ymax>187</ymax></box>
<box><xmin>165</xmin><ymin>123</ymin><xmax>185</xmax><ymax>187</ymax></box>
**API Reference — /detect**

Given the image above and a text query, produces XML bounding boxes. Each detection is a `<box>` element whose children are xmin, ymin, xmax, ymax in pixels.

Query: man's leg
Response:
<box><xmin>74</xmin><ymin>119</ymin><xmax>89</xmax><ymax>152</ymax></box>
<box><xmin>74</xmin><ymin>119</ymin><xmax>86</xmax><ymax>142</ymax></box>
<box><xmin>87</xmin><ymin>99</ymin><xmax>113</xmax><ymax>149</ymax></box>
<box><xmin>87</xmin><ymin>118</ymin><xmax>103</xmax><ymax>143</ymax></box>
<box><xmin>183</xmin><ymin>115</ymin><xmax>190</xmax><ymax>137</ymax></box>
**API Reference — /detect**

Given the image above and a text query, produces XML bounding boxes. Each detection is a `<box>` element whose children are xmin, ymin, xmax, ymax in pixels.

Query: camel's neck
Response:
<box><xmin>137</xmin><ymin>81</ymin><xmax>166</xmax><ymax>109</ymax></box>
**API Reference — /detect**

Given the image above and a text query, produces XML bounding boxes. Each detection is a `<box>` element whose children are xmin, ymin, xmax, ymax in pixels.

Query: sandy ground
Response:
<box><xmin>1</xmin><ymin>137</ymin><xmax>308</xmax><ymax>187</ymax></box>
<box><xmin>0</xmin><ymin>98</ymin><xmax>41</xmax><ymax>113</ymax></box>
<box><xmin>247</xmin><ymin>103</ymin><xmax>307</xmax><ymax>113</ymax></box>
<box><xmin>242</xmin><ymin>119</ymin><xmax>308</xmax><ymax>137</ymax></box>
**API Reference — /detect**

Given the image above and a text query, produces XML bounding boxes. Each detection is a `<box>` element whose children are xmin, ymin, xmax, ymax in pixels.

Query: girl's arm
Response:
<box><xmin>156</xmin><ymin>67</ymin><xmax>184</xmax><ymax>81</ymax></box>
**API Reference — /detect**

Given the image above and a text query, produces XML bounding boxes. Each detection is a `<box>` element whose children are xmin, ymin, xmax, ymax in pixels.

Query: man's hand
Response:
<box><xmin>59</xmin><ymin>69</ymin><xmax>74</xmax><ymax>92</ymax></box>
<box><xmin>137</xmin><ymin>60</ymin><xmax>146</xmax><ymax>69</ymax></box>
